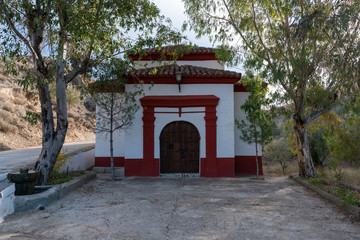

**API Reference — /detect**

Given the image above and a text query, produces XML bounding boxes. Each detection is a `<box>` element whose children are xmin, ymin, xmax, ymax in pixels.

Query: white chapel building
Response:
<box><xmin>94</xmin><ymin>46</ymin><xmax>263</xmax><ymax>177</ymax></box>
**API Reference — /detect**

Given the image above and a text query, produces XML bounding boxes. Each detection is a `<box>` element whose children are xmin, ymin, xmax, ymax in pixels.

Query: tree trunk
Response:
<box><xmin>34</xmin><ymin>81</ymin><xmax>67</xmax><ymax>185</ymax></box>
<box><xmin>34</xmin><ymin>58</ymin><xmax>68</xmax><ymax>185</ymax></box>
<box><xmin>293</xmin><ymin>119</ymin><xmax>315</xmax><ymax>178</ymax></box>
<box><xmin>110</xmin><ymin>93</ymin><xmax>115</xmax><ymax>181</ymax></box>
<box><xmin>255</xmin><ymin>142</ymin><xmax>259</xmax><ymax>179</ymax></box>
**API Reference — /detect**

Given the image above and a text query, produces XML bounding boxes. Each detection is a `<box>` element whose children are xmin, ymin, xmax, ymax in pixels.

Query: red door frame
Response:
<box><xmin>132</xmin><ymin>95</ymin><xmax>219</xmax><ymax>177</ymax></box>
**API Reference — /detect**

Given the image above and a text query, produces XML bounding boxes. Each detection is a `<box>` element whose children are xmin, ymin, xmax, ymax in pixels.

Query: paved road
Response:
<box><xmin>0</xmin><ymin>176</ymin><xmax>359</xmax><ymax>239</ymax></box>
<box><xmin>0</xmin><ymin>142</ymin><xmax>95</xmax><ymax>172</ymax></box>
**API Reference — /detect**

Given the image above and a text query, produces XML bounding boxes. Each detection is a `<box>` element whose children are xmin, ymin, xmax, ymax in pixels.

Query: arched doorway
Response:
<box><xmin>160</xmin><ymin>121</ymin><xmax>200</xmax><ymax>173</ymax></box>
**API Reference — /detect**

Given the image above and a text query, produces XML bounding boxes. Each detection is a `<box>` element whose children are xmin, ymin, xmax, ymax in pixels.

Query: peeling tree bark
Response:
<box><xmin>293</xmin><ymin>118</ymin><xmax>315</xmax><ymax>178</ymax></box>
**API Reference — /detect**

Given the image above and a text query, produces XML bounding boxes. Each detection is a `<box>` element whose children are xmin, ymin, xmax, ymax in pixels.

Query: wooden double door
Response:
<box><xmin>160</xmin><ymin>121</ymin><xmax>200</xmax><ymax>173</ymax></box>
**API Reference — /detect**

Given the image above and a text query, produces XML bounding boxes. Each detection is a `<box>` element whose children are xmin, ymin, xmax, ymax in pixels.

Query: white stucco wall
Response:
<box><xmin>133</xmin><ymin>60</ymin><xmax>224</xmax><ymax>70</ymax></box>
<box><xmin>125</xmin><ymin>83</ymin><xmax>235</xmax><ymax>159</ymax></box>
<box><xmin>95</xmin><ymin>99</ymin><xmax>125</xmax><ymax>157</ymax></box>
<box><xmin>58</xmin><ymin>149</ymin><xmax>95</xmax><ymax>173</ymax></box>
<box><xmin>234</xmin><ymin>92</ymin><xmax>262</xmax><ymax>156</ymax></box>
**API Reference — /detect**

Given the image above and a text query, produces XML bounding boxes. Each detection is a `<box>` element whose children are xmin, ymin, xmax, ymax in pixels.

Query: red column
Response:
<box><xmin>141</xmin><ymin>106</ymin><xmax>158</xmax><ymax>176</ymax></box>
<box><xmin>202</xmin><ymin>105</ymin><xmax>218</xmax><ymax>177</ymax></box>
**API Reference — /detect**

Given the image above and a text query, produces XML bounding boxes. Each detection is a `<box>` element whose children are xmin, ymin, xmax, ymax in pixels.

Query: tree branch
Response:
<box><xmin>0</xmin><ymin>1</ymin><xmax>37</xmax><ymax>58</ymax></box>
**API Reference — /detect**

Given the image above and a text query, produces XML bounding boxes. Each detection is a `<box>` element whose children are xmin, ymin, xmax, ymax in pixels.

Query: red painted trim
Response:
<box><xmin>235</xmin><ymin>156</ymin><xmax>263</xmax><ymax>175</ymax></box>
<box><xmin>125</xmin><ymin>76</ymin><xmax>239</xmax><ymax>84</ymax></box>
<box><xmin>130</xmin><ymin>53</ymin><xmax>217</xmax><ymax>61</ymax></box>
<box><xmin>141</xmin><ymin>106</ymin><xmax>158</xmax><ymax>176</ymax></box>
<box><xmin>234</xmin><ymin>83</ymin><xmax>248</xmax><ymax>92</ymax></box>
<box><xmin>95</xmin><ymin>157</ymin><xmax>124</xmax><ymax>167</ymax></box>
<box><xmin>217</xmin><ymin>158</ymin><xmax>235</xmax><ymax>177</ymax></box>
<box><xmin>200</xmin><ymin>158</ymin><xmax>235</xmax><ymax>177</ymax></box>
<box><xmin>124</xmin><ymin>159</ymin><xmax>142</xmax><ymax>176</ymax></box>
<box><xmin>124</xmin><ymin>158</ymin><xmax>160</xmax><ymax>177</ymax></box>
<box><xmin>138</xmin><ymin>95</ymin><xmax>220</xmax><ymax>177</ymax></box>
<box><xmin>140</xmin><ymin>95</ymin><xmax>219</xmax><ymax>108</ymax></box>
<box><xmin>202</xmin><ymin>105</ymin><xmax>218</xmax><ymax>177</ymax></box>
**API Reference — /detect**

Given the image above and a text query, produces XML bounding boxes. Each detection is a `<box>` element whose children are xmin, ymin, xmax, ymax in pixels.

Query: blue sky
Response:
<box><xmin>152</xmin><ymin>0</ymin><xmax>212</xmax><ymax>47</ymax></box>
<box><xmin>152</xmin><ymin>0</ymin><xmax>244</xmax><ymax>72</ymax></box>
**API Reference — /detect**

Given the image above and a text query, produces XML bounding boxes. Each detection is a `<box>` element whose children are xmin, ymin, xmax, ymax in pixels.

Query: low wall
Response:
<box><xmin>58</xmin><ymin>149</ymin><xmax>95</xmax><ymax>173</ymax></box>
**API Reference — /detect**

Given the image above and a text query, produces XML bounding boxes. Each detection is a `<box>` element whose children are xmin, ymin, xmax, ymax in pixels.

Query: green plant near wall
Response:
<box><xmin>52</xmin><ymin>149</ymin><xmax>72</xmax><ymax>175</ymax></box>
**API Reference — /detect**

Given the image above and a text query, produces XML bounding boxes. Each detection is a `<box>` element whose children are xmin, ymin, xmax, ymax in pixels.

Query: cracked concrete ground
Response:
<box><xmin>0</xmin><ymin>176</ymin><xmax>359</xmax><ymax>240</ymax></box>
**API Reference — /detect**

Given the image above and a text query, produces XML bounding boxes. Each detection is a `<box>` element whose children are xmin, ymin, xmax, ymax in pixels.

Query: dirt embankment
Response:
<box><xmin>0</xmin><ymin>62</ymin><xmax>95</xmax><ymax>151</ymax></box>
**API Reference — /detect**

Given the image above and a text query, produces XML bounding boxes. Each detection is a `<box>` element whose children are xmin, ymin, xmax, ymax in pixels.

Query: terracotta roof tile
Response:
<box><xmin>125</xmin><ymin>64</ymin><xmax>241</xmax><ymax>79</ymax></box>
<box><xmin>129</xmin><ymin>45</ymin><xmax>215</xmax><ymax>56</ymax></box>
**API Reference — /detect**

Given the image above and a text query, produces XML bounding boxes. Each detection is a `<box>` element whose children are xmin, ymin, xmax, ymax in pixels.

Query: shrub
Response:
<box><xmin>15</xmin><ymin>106</ymin><xmax>26</xmax><ymax>117</ymax></box>
<box><xmin>0</xmin><ymin>118</ymin><xmax>17</xmax><ymax>133</ymax></box>
<box><xmin>2</xmin><ymin>102</ymin><xmax>15</xmax><ymax>113</ymax></box>
<box><xmin>52</xmin><ymin>149</ymin><xmax>72</xmax><ymax>174</ymax></box>
<box><xmin>264</xmin><ymin>137</ymin><xmax>294</xmax><ymax>175</ymax></box>
<box><xmin>13</xmin><ymin>96</ymin><xmax>27</xmax><ymax>105</ymax></box>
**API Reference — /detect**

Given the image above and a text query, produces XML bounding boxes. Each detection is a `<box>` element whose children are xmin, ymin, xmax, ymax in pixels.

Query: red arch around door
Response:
<box><xmin>124</xmin><ymin>95</ymin><xmax>235</xmax><ymax>177</ymax></box>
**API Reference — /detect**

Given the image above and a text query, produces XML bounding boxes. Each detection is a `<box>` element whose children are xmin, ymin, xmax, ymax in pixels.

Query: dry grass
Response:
<box><xmin>319</xmin><ymin>167</ymin><xmax>360</xmax><ymax>187</ymax></box>
<box><xmin>15</xmin><ymin>106</ymin><xmax>26</xmax><ymax>117</ymax></box>
<box><xmin>2</xmin><ymin>102</ymin><xmax>15</xmax><ymax>112</ymax></box>
<box><xmin>0</xmin><ymin>118</ymin><xmax>17</xmax><ymax>133</ymax></box>
<box><xmin>0</xmin><ymin>95</ymin><xmax>8</xmax><ymax>102</ymax></box>
<box><xmin>13</xmin><ymin>96</ymin><xmax>27</xmax><ymax>105</ymax></box>
<box><xmin>26</xmin><ymin>104</ymin><xmax>36</xmax><ymax>111</ymax></box>
<box><xmin>0</xmin><ymin>109</ymin><xmax>12</xmax><ymax>119</ymax></box>
<box><xmin>263</xmin><ymin>160</ymin><xmax>298</xmax><ymax>176</ymax></box>
<box><xmin>342</xmin><ymin>168</ymin><xmax>360</xmax><ymax>187</ymax></box>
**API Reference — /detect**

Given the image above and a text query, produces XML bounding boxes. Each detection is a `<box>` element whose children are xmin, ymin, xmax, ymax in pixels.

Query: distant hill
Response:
<box><xmin>0</xmin><ymin>62</ymin><xmax>95</xmax><ymax>151</ymax></box>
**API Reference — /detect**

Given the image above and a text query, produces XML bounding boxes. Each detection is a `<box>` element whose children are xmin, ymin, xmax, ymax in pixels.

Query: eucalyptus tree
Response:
<box><xmin>183</xmin><ymin>0</ymin><xmax>360</xmax><ymax>178</ymax></box>
<box><xmin>0</xmin><ymin>0</ymin><xmax>182</xmax><ymax>184</ymax></box>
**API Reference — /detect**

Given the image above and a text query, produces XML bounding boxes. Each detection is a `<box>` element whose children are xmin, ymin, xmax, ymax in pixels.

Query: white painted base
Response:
<box><xmin>58</xmin><ymin>149</ymin><xmax>95</xmax><ymax>174</ymax></box>
<box><xmin>0</xmin><ymin>182</ymin><xmax>15</xmax><ymax>223</ymax></box>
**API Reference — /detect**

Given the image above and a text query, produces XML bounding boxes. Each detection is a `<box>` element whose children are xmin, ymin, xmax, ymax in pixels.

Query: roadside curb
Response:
<box><xmin>14</xmin><ymin>171</ymin><xmax>96</xmax><ymax>212</ymax></box>
<box><xmin>289</xmin><ymin>174</ymin><xmax>360</xmax><ymax>221</ymax></box>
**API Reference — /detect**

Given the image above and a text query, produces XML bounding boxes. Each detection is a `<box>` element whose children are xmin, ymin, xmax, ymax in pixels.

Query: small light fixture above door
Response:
<box><xmin>175</xmin><ymin>71</ymin><xmax>182</xmax><ymax>92</ymax></box>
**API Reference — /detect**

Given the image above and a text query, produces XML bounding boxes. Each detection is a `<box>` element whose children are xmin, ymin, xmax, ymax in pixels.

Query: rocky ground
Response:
<box><xmin>0</xmin><ymin>61</ymin><xmax>95</xmax><ymax>151</ymax></box>
<box><xmin>0</xmin><ymin>176</ymin><xmax>359</xmax><ymax>240</ymax></box>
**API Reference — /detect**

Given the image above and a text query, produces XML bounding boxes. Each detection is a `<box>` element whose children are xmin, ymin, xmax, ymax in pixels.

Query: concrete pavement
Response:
<box><xmin>0</xmin><ymin>142</ymin><xmax>95</xmax><ymax>173</ymax></box>
<box><xmin>0</xmin><ymin>176</ymin><xmax>359</xmax><ymax>239</ymax></box>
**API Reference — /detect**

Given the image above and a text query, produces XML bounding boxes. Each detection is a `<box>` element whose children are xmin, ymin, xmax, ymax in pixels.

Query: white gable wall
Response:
<box><xmin>125</xmin><ymin>83</ymin><xmax>235</xmax><ymax>159</ymax></box>
<box><xmin>234</xmin><ymin>92</ymin><xmax>262</xmax><ymax>156</ymax></box>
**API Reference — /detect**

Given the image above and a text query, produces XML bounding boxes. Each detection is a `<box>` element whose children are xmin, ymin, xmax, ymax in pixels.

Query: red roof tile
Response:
<box><xmin>125</xmin><ymin>64</ymin><xmax>241</xmax><ymax>79</ymax></box>
<box><xmin>128</xmin><ymin>45</ymin><xmax>217</xmax><ymax>61</ymax></box>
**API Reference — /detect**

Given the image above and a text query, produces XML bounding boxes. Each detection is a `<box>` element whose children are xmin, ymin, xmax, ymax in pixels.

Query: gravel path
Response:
<box><xmin>0</xmin><ymin>176</ymin><xmax>359</xmax><ymax>240</ymax></box>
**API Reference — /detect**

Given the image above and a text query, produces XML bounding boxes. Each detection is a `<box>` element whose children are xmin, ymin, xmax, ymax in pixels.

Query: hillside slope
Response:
<box><xmin>0</xmin><ymin>63</ymin><xmax>95</xmax><ymax>151</ymax></box>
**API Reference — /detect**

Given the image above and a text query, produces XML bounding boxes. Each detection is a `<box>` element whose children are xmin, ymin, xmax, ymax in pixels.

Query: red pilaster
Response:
<box><xmin>202</xmin><ymin>105</ymin><xmax>218</xmax><ymax>177</ymax></box>
<box><xmin>141</xmin><ymin>106</ymin><xmax>158</xmax><ymax>176</ymax></box>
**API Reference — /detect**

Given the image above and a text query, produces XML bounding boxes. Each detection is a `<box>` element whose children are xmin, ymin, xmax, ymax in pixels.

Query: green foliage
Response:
<box><xmin>308</xmin><ymin>173</ymin><xmax>360</xmax><ymax>207</ymax></box>
<box><xmin>53</xmin><ymin>149</ymin><xmax>72</xmax><ymax>174</ymax></box>
<box><xmin>235</xmin><ymin>72</ymin><xmax>274</xmax><ymax>146</ymax></box>
<box><xmin>325</xmin><ymin>99</ymin><xmax>360</xmax><ymax>164</ymax></box>
<box><xmin>184</xmin><ymin>0</ymin><xmax>360</xmax><ymax>178</ymax></box>
<box><xmin>49</xmin><ymin>83</ymin><xmax>80</xmax><ymax>108</ymax></box>
<box><xmin>47</xmin><ymin>173</ymin><xmax>72</xmax><ymax>185</ymax></box>
<box><xmin>264</xmin><ymin>137</ymin><xmax>293</xmax><ymax>175</ymax></box>
<box><xmin>23</xmin><ymin>111</ymin><xmax>41</xmax><ymax>125</ymax></box>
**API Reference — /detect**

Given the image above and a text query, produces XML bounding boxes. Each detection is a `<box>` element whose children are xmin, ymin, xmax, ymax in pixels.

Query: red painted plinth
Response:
<box><xmin>201</xmin><ymin>158</ymin><xmax>235</xmax><ymax>177</ymax></box>
<box><xmin>95</xmin><ymin>157</ymin><xmax>124</xmax><ymax>167</ymax></box>
<box><xmin>235</xmin><ymin>156</ymin><xmax>263</xmax><ymax>175</ymax></box>
<box><xmin>124</xmin><ymin>159</ymin><xmax>159</xmax><ymax>177</ymax></box>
